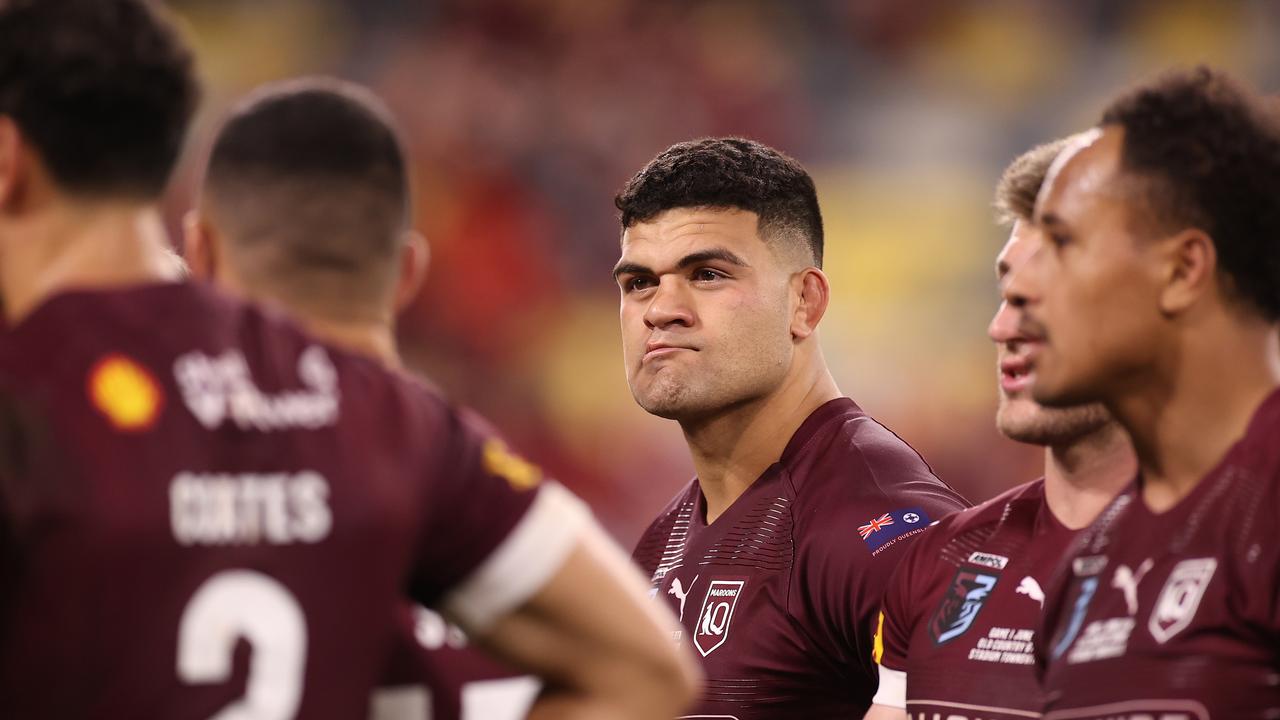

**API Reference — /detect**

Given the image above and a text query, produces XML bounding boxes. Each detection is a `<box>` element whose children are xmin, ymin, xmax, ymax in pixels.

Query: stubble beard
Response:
<box><xmin>997</xmin><ymin>395</ymin><xmax>1112</xmax><ymax>447</ymax></box>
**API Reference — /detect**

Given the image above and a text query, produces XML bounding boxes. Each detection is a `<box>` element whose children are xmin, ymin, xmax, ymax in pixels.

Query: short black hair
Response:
<box><xmin>615</xmin><ymin>137</ymin><xmax>824</xmax><ymax>267</ymax></box>
<box><xmin>203</xmin><ymin>77</ymin><xmax>410</xmax><ymax>308</ymax></box>
<box><xmin>0</xmin><ymin>0</ymin><xmax>198</xmax><ymax>198</ymax></box>
<box><xmin>994</xmin><ymin>136</ymin><xmax>1072</xmax><ymax>226</ymax></box>
<box><xmin>1102</xmin><ymin>66</ymin><xmax>1280</xmax><ymax>320</ymax></box>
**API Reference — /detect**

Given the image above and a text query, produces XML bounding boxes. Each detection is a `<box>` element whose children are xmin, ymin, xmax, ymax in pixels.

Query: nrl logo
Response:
<box><xmin>693</xmin><ymin>580</ymin><xmax>745</xmax><ymax>657</ymax></box>
<box><xmin>929</xmin><ymin>566</ymin><xmax>999</xmax><ymax>645</ymax></box>
<box><xmin>1148</xmin><ymin>558</ymin><xmax>1217</xmax><ymax>644</ymax></box>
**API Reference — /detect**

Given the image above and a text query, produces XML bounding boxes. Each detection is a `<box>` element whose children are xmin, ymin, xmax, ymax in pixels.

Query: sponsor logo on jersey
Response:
<box><xmin>88</xmin><ymin>354</ymin><xmax>163</xmax><ymax>431</ymax></box>
<box><xmin>1148</xmin><ymin>557</ymin><xmax>1217</xmax><ymax>644</ymax></box>
<box><xmin>929</xmin><ymin>566</ymin><xmax>998</xmax><ymax>645</ymax></box>
<box><xmin>482</xmin><ymin>438</ymin><xmax>542</xmax><ymax>490</ymax></box>
<box><xmin>1072</xmin><ymin>554</ymin><xmax>1108</xmax><ymax>577</ymax></box>
<box><xmin>1016</xmin><ymin>576</ymin><xmax>1045</xmax><ymax>606</ymax></box>
<box><xmin>693</xmin><ymin>579</ymin><xmax>744</xmax><ymax>657</ymax></box>
<box><xmin>668</xmin><ymin>574</ymin><xmax>699</xmax><ymax>622</ymax></box>
<box><xmin>1041</xmin><ymin>698</ymin><xmax>1209</xmax><ymax>719</ymax></box>
<box><xmin>173</xmin><ymin>345</ymin><xmax>338</xmax><ymax>432</ymax></box>
<box><xmin>1111</xmin><ymin>558</ymin><xmax>1154</xmax><ymax>616</ymax></box>
<box><xmin>860</xmin><ymin>507</ymin><xmax>932</xmax><ymax>554</ymax></box>
<box><xmin>968</xmin><ymin>551</ymin><xmax>1010</xmax><ymax>570</ymax></box>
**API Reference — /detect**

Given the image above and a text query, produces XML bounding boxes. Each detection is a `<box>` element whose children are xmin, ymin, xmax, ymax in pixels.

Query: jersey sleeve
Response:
<box><xmin>874</xmin><ymin>532</ymin><xmax>927</xmax><ymax>673</ymax></box>
<box><xmin>407</xmin><ymin>405</ymin><xmax>591</xmax><ymax>633</ymax></box>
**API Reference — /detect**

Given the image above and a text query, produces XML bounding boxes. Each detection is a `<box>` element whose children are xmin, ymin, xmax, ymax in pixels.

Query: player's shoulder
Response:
<box><xmin>930</xmin><ymin>477</ymin><xmax>1045</xmax><ymax>540</ymax></box>
<box><xmin>632</xmin><ymin>479</ymin><xmax>699</xmax><ymax>561</ymax></box>
<box><xmin>780</xmin><ymin>397</ymin><xmax>968</xmax><ymax>517</ymax></box>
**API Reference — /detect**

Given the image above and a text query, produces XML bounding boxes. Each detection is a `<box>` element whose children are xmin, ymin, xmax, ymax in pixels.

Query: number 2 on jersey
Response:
<box><xmin>177</xmin><ymin>570</ymin><xmax>308</xmax><ymax>720</ymax></box>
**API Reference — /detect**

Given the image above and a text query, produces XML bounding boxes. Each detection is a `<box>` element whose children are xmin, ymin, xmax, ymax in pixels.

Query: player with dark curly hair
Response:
<box><xmin>0</xmin><ymin>3</ymin><xmax>697</xmax><ymax>717</ymax></box>
<box><xmin>618</xmin><ymin>137</ymin><xmax>969</xmax><ymax>718</ymax></box>
<box><xmin>1009</xmin><ymin>67</ymin><xmax>1280</xmax><ymax>717</ymax></box>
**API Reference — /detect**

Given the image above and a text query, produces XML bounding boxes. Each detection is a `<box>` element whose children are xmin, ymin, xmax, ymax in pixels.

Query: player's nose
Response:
<box><xmin>643</xmin><ymin>278</ymin><xmax>695</xmax><ymax>330</ymax></box>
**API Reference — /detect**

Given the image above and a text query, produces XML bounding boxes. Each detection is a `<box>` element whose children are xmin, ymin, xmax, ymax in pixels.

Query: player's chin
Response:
<box><xmin>998</xmin><ymin>405</ymin><xmax>1105</xmax><ymax>446</ymax></box>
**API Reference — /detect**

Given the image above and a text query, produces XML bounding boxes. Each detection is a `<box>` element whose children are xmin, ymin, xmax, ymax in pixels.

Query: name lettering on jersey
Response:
<box><xmin>88</xmin><ymin>354</ymin><xmax>164</xmax><ymax>431</ymax></box>
<box><xmin>170</xmin><ymin>471</ymin><xmax>332</xmax><ymax>545</ymax></box>
<box><xmin>929</xmin><ymin>566</ymin><xmax>998</xmax><ymax>645</ymax></box>
<box><xmin>860</xmin><ymin>507</ymin><xmax>932</xmax><ymax>555</ymax></box>
<box><xmin>173</xmin><ymin>346</ymin><xmax>339</xmax><ymax>432</ymax></box>
<box><xmin>1111</xmin><ymin>558</ymin><xmax>1154</xmax><ymax>616</ymax></box>
<box><xmin>967</xmin><ymin>551</ymin><xmax>1009</xmax><ymax>570</ymax></box>
<box><xmin>1148</xmin><ymin>558</ymin><xmax>1217</xmax><ymax>644</ymax></box>
<box><xmin>693</xmin><ymin>579</ymin><xmax>745</xmax><ymax>657</ymax></box>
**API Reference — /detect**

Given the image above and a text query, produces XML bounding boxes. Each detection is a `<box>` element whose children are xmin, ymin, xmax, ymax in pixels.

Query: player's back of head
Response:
<box><xmin>993</xmin><ymin>136</ymin><xmax>1074</xmax><ymax>226</ymax></box>
<box><xmin>201</xmin><ymin>77</ymin><xmax>411</xmax><ymax>321</ymax></box>
<box><xmin>1101</xmin><ymin>66</ymin><xmax>1280</xmax><ymax>321</ymax></box>
<box><xmin>0</xmin><ymin>0</ymin><xmax>198</xmax><ymax>199</ymax></box>
<box><xmin>614</xmin><ymin>137</ymin><xmax>824</xmax><ymax>268</ymax></box>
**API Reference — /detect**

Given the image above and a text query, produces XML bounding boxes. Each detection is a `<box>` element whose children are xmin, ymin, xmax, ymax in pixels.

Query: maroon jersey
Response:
<box><xmin>1038</xmin><ymin>389</ymin><xmax>1280</xmax><ymax>719</ymax></box>
<box><xmin>371</xmin><ymin>605</ymin><xmax>537</xmax><ymax>720</ymax></box>
<box><xmin>874</xmin><ymin>479</ymin><xmax>1076</xmax><ymax>719</ymax></box>
<box><xmin>632</xmin><ymin>398</ymin><xmax>969</xmax><ymax>718</ymax></box>
<box><xmin>0</xmin><ymin>283</ymin><xmax>583</xmax><ymax>719</ymax></box>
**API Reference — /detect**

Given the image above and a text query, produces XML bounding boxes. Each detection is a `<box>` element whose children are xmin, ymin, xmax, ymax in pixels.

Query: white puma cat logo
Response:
<box><xmin>1016</xmin><ymin>576</ymin><xmax>1045</xmax><ymax>607</ymax></box>
<box><xmin>1112</xmin><ymin>558</ymin><xmax>1154</xmax><ymax>616</ymax></box>
<box><xmin>668</xmin><ymin>575</ymin><xmax>699</xmax><ymax>622</ymax></box>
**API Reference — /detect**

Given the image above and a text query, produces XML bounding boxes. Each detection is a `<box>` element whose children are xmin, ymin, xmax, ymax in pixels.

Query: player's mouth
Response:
<box><xmin>999</xmin><ymin>356</ymin><xmax>1035</xmax><ymax>394</ymax></box>
<box><xmin>643</xmin><ymin>341</ymin><xmax>697</xmax><ymax>362</ymax></box>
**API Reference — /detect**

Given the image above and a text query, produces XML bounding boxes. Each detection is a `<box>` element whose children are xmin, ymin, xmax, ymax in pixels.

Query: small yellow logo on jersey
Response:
<box><xmin>872</xmin><ymin>610</ymin><xmax>886</xmax><ymax>664</ymax></box>
<box><xmin>482</xmin><ymin>438</ymin><xmax>542</xmax><ymax>490</ymax></box>
<box><xmin>88</xmin><ymin>354</ymin><xmax>163</xmax><ymax>431</ymax></box>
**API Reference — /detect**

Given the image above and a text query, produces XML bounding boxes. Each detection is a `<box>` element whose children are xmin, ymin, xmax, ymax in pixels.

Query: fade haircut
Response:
<box><xmin>1101</xmin><ymin>66</ymin><xmax>1280</xmax><ymax>321</ymax></box>
<box><xmin>615</xmin><ymin>137</ymin><xmax>824</xmax><ymax>267</ymax></box>
<box><xmin>203</xmin><ymin>77</ymin><xmax>411</xmax><ymax>315</ymax></box>
<box><xmin>993</xmin><ymin>136</ymin><xmax>1073</xmax><ymax>225</ymax></box>
<box><xmin>0</xmin><ymin>0</ymin><xmax>198</xmax><ymax>198</ymax></box>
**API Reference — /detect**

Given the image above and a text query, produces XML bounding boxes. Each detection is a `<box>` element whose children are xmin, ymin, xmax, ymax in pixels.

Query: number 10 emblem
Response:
<box><xmin>693</xmin><ymin>580</ymin><xmax>745</xmax><ymax>657</ymax></box>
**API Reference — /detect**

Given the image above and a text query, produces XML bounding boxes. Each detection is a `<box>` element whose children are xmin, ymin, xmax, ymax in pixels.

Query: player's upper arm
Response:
<box><xmin>863</xmin><ymin>699</ymin><xmax>908</xmax><ymax>720</ymax></box>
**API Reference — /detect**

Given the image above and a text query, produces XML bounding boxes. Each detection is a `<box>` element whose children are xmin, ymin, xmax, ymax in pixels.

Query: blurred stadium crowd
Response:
<box><xmin>164</xmin><ymin>0</ymin><xmax>1280</xmax><ymax>542</ymax></box>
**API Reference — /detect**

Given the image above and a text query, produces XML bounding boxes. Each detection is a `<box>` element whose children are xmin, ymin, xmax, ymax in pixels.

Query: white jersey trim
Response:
<box><xmin>871</xmin><ymin>665</ymin><xmax>907</xmax><ymax>709</ymax></box>
<box><xmin>441</xmin><ymin>482</ymin><xmax>590</xmax><ymax>632</ymax></box>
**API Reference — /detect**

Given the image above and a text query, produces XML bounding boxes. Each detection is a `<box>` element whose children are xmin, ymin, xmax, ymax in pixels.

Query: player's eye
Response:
<box><xmin>693</xmin><ymin>268</ymin><xmax>725</xmax><ymax>283</ymax></box>
<box><xmin>624</xmin><ymin>276</ymin><xmax>657</xmax><ymax>293</ymax></box>
<box><xmin>1048</xmin><ymin>232</ymin><xmax>1071</xmax><ymax>248</ymax></box>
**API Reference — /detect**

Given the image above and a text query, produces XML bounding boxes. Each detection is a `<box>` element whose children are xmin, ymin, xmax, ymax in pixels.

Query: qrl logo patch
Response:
<box><xmin>1149</xmin><ymin>558</ymin><xmax>1216</xmax><ymax>644</ymax></box>
<box><xmin>929</xmin><ymin>567</ymin><xmax>998</xmax><ymax>645</ymax></box>
<box><xmin>694</xmin><ymin>580</ymin><xmax>744</xmax><ymax>657</ymax></box>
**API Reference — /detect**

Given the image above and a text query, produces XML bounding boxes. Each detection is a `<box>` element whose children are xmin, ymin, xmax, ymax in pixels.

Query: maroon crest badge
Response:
<box><xmin>694</xmin><ymin>580</ymin><xmax>745</xmax><ymax>657</ymax></box>
<box><xmin>1148</xmin><ymin>558</ymin><xmax>1216</xmax><ymax>644</ymax></box>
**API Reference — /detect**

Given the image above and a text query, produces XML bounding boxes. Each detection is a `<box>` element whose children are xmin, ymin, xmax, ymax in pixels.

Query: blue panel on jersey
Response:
<box><xmin>858</xmin><ymin>507</ymin><xmax>930</xmax><ymax>552</ymax></box>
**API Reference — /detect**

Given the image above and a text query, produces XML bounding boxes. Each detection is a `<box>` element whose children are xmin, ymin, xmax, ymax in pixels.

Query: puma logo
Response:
<box><xmin>1016</xmin><ymin>576</ymin><xmax>1045</xmax><ymax>607</ymax></box>
<box><xmin>668</xmin><ymin>575</ymin><xmax>699</xmax><ymax>622</ymax></box>
<box><xmin>1112</xmin><ymin>558</ymin><xmax>1154</xmax><ymax>616</ymax></box>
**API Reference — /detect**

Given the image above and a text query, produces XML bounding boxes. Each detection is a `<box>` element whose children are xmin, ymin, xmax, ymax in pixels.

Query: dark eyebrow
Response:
<box><xmin>1037</xmin><ymin>212</ymin><xmax>1065</xmax><ymax>229</ymax></box>
<box><xmin>612</xmin><ymin>248</ymin><xmax>749</xmax><ymax>280</ymax></box>
<box><xmin>996</xmin><ymin>258</ymin><xmax>1010</xmax><ymax>280</ymax></box>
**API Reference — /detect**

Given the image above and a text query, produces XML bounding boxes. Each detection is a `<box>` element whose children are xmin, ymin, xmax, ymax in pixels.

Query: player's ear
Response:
<box><xmin>393</xmin><ymin>230</ymin><xmax>429</xmax><ymax>313</ymax></box>
<box><xmin>181</xmin><ymin>209</ymin><xmax>218</xmax><ymax>281</ymax></box>
<box><xmin>0</xmin><ymin>117</ymin><xmax>28</xmax><ymax>213</ymax></box>
<box><xmin>790</xmin><ymin>266</ymin><xmax>830</xmax><ymax>340</ymax></box>
<box><xmin>1157</xmin><ymin>227</ymin><xmax>1216</xmax><ymax>316</ymax></box>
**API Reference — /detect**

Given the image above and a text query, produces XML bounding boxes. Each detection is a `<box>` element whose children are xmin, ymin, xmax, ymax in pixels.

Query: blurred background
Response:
<box><xmin>163</xmin><ymin>0</ymin><xmax>1280</xmax><ymax>545</ymax></box>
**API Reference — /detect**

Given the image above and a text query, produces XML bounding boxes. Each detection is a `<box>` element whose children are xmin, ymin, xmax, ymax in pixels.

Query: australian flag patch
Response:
<box><xmin>858</xmin><ymin>507</ymin><xmax>931</xmax><ymax>554</ymax></box>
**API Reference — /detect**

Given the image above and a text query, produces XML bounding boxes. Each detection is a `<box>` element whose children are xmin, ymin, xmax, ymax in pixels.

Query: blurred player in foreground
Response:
<box><xmin>863</xmin><ymin>137</ymin><xmax>1135</xmax><ymax>720</ymax></box>
<box><xmin>616</xmin><ymin>137</ymin><xmax>969</xmax><ymax>718</ymax></box>
<box><xmin>184</xmin><ymin>78</ymin><xmax>552</xmax><ymax>720</ymax></box>
<box><xmin>1011</xmin><ymin>67</ymin><xmax>1280</xmax><ymax>717</ymax></box>
<box><xmin>0</xmin><ymin>1</ymin><xmax>697</xmax><ymax>717</ymax></box>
